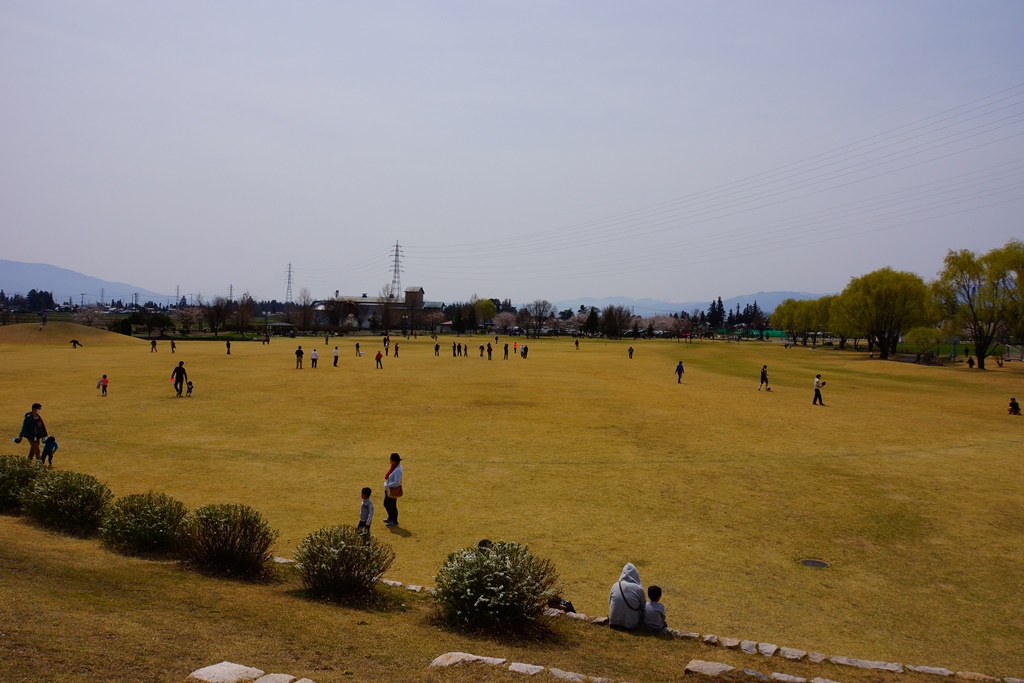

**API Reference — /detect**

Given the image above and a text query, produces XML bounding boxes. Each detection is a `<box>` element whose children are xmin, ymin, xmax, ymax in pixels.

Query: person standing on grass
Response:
<box><xmin>504</xmin><ymin>343</ymin><xmax>509</xmax><ymax>359</ymax></box>
<box><xmin>382</xmin><ymin>453</ymin><xmax>403</xmax><ymax>527</ymax></box>
<box><xmin>295</xmin><ymin>345</ymin><xmax>304</xmax><ymax>369</ymax></box>
<box><xmin>358</xmin><ymin>487</ymin><xmax>374</xmax><ymax>538</ymax></box>
<box><xmin>435</xmin><ymin>342</ymin><xmax>440</xmax><ymax>357</ymax></box>
<box><xmin>813</xmin><ymin>374</ymin><xmax>826</xmax><ymax>405</ymax></box>
<box><xmin>759</xmin><ymin>365</ymin><xmax>769</xmax><ymax>391</ymax></box>
<box><xmin>15</xmin><ymin>403</ymin><xmax>47</xmax><ymax>461</ymax></box>
<box><xmin>310</xmin><ymin>348</ymin><xmax>318</xmax><ymax>368</ymax></box>
<box><xmin>170</xmin><ymin>340</ymin><xmax>176</xmax><ymax>353</ymax></box>
<box><xmin>375</xmin><ymin>350</ymin><xmax>383</xmax><ymax>369</ymax></box>
<box><xmin>99</xmin><ymin>375</ymin><xmax>109</xmax><ymax>396</ymax></box>
<box><xmin>628</xmin><ymin>346</ymin><xmax>634</xmax><ymax>359</ymax></box>
<box><xmin>355</xmin><ymin>341</ymin><xmax>361</xmax><ymax>356</ymax></box>
<box><xmin>675</xmin><ymin>361</ymin><xmax>684</xmax><ymax>383</ymax></box>
<box><xmin>226</xmin><ymin>340</ymin><xmax>231</xmax><ymax>355</ymax></box>
<box><xmin>333</xmin><ymin>346</ymin><xmax>339</xmax><ymax>367</ymax></box>
<box><xmin>171</xmin><ymin>362</ymin><xmax>188</xmax><ymax>397</ymax></box>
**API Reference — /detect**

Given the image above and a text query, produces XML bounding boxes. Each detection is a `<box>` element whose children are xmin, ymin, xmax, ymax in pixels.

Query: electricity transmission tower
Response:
<box><xmin>285</xmin><ymin>263</ymin><xmax>294</xmax><ymax>305</ymax></box>
<box><xmin>390</xmin><ymin>242</ymin><xmax>403</xmax><ymax>296</ymax></box>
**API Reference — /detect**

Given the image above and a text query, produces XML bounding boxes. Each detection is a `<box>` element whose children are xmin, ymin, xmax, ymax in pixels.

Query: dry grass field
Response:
<box><xmin>2</xmin><ymin>322</ymin><xmax>1022</xmax><ymax>681</ymax></box>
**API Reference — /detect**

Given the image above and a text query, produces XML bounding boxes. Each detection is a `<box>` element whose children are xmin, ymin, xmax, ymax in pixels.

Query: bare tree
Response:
<box><xmin>526</xmin><ymin>300</ymin><xmax>555</xmax><ymax>338</ymax></box>
<box><xmin>378</xmin><ymin>284</ymin><xmax>397</xmax><ymax>334</ymax></box>
<box><xmin>424</xmin><ymin>311</ymin><xmax>446</xmax><ymax>333</ymax></box>
<box><xmin>322</xmin><ymin>297</ymin><xmax>347</xmax><ymax>330</ymax></box>
<box><xmin>297</xmin><ymin>288</ymin><xmax>316</xmax><ymax>331</ymax></box>
<box><xmin>235</xmin><ymin>292</ymin><xmax>258</xmax><ymax>333</ymax></box>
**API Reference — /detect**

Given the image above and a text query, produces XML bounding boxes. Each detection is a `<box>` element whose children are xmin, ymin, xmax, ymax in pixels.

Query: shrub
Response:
<box><xmin>20</xmin><ymin>470</ymin><xmax>113</xmax><ymax>536</ymax></box>
<box><xmin>0</xmin><ymin>455</ymin><xmax>47</xmax><ymax>512</ymax></box>
<box><xmin>177</xmin><ymin>503</ymin><xmax>278</xmax><ymax>580</ymax></box>
<box><xmin>101</xmin><ymin>491</ymin><xmax>188</xmax><ymax>556</ymax></box>
<box><xmin>433</xmin><ymin>541</ymin><xmax>560</xmax><ymax>633</ymax></box>
<box><xmin>294</xmin><ymin>525</ymin><xmax>396</xmax><ymax>601</ymax></box>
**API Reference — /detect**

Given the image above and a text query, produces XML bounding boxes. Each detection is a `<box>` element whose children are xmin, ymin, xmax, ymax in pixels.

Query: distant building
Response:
<box><xmin>332</xmin><ymin>286</ymin><xmax>443</xmax><ymax>331</ymax></box>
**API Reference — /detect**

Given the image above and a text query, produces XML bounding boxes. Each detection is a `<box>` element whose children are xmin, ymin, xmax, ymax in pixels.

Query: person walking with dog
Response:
<box><xmin>382</xmin><ymin>452</ymin><xmax>403</xmax><ymax>527</ymax></box>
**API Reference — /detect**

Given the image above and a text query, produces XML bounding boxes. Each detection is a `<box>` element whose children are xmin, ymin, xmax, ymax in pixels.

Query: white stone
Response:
<box><xmin>670</xmin><ymin>629</ymin><xmax>700</xmax><ymax>640</ymax></box>
<box><xmin>405</xmin><ymin>585</ymin><xmax>423</xmax><ymax>592</ymax></box>
<box><xmin>779</xmin><ymin>648</ymin><xmax>806</xmax><ymax>661</ymax></box>
<box><xmin>1004</xmin><ymin>678</ymin><xmax>1024</xmax><ymax>683</ymax></box>
<box><xmin>508</xmin><ymin>662</ymin><xmax>544</xmax><ymax>675</ymax></box>
<box><xmin>188</xmin><ymin>662</ymin><xmax>267</xmax><ymax>683</ymax></box>
<box><xmin>381</xmin><ymin>579</ymin><xmax>403</xmax><ymax>587</ymax></box>
<box><xmin>590</xmin><ymin>678</ymin><xmax>613</xmax><ymax>683</ymax></box>
<box><xmin>955</xmin><ymin>672</ymin><xmax>997</xmax><ymax>681</ymax></box>
<box><xmin>829</xmin><ymin>656</ymin><xmax>902</xmax><ymax>673</ymax></box>
<box><xmin>742</xmin><ymin>669</ymin><xmax>769</xmax><ymax>680</ymax></box>
<box><xmin>429</xmin><ymin>652</ymin><xmax>507</xmax><ymax>668</ymax></box>
<box><xmin>703</xmin><ymin>634</ymin><xmax>719</xmax><ymax>645</ymax></box>
<box><xmin>272</xmin><ymin>556</ymin><xmax>295</xmax><ymax>564</ymax></box>
<box><xmin>759</xmin><ymin>643</ymin><xmax>778</xmax><ymax>657</ymax></box>
<box><xmin>719</xmin><ymin>637</ymin><xmax>741</xmax><ymax>649</ymax></box>
<box><xmin>906</xmin><ymin>665</ymin><xmax>954</xmax><ymax>676</ymax></box>
<box><xmin>769</xmin><ymin>674</ymin><xmax>806</xmax><ymax>683</ymax></box>
<box><xmin>549</xmin><ymin>668</ymin><xmax>587</xmax><ymax>682</ymax></box>
<box><xmin>566</xmin><ymin>611</ymin><xmax>590</xmax><ymax>621</ymax></box>
<box><xmin>807</xmin><ymin>653</ymin><xmax>827</xmax><ymax>664</ymax></box>
<box><xmin>810</xmin><ymin>678</ymin><xmax>843</xmax><ymax>683</ymax></box>
<box><xmin>685</xmin><ymin>660</ymin><xmax>736</xmax><ymax>676</ymax></box>
<box><xmin>741</xmin><ymin>640</ymin><xmax>759</xmax><ymax>655</ymax></box>
<box><xmin>253</xmin><ymin>676</ymin><xmax>295</xmax><ymax>683</ymax></box>
<box><xmin>294</xmin><ymin>679</ymin><xmax>317</xmax><ymax>683</ymax></box>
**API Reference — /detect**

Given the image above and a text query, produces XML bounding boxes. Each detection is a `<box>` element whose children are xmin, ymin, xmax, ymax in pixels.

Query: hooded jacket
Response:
<box><xmin>608</xmin><ymin>562</ymin><xmax>646</xmax><ymax>628</ymax></box>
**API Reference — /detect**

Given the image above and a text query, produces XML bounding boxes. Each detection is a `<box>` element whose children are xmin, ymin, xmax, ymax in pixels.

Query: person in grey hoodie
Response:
<box><xmin>608</xmin><ymin>562</ymin><xmax>646</xmax><ymax>629</ymax></box>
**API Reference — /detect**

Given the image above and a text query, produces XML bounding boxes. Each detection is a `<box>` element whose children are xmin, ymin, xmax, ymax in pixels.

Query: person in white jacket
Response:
<box><xmin>608</xmin><ymin>562</ymin><xmax>646</xmax><ymax>629</ymax></box>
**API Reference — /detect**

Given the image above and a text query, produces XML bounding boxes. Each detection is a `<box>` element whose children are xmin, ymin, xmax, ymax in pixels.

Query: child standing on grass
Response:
<box><xmin>358</xmin><ymin>487</ymin><xmax>374</xmax><ymax>537</ymax></box>
<box><xmin>98</xmin><ymin>374</ymin><xmax>109</xmax><ymax>396</ymax></box>
<box><xmin>643</xmin><ymin>585</ymin><xmax>668</xmax><ymax>632</ymax></box>
<box><xmin>186</xmin><ymin>381</ymin><xmax>194</xmax><ymax>397</ymax></box>
<box><xmin>41</xmin><ymin>436</ymin><xmax>58</xmax><ymax>467</ymax></box>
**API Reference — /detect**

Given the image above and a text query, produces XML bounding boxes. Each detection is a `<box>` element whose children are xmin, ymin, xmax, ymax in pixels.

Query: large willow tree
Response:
<box><xmin>840</xmin><ymin>268</ymin><xmax>929</xmax><ymax>359</ymax></box>
<box><xmin>932</xmin><ymin>240</ymin><xmax>1022</xmax><ymax>370</ymax></box>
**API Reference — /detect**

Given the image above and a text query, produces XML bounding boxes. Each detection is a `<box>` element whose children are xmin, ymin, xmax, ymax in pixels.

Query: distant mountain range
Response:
<box><xmin>1</xmin><ymin>259</ymin><xmax>821</xmax><ymax>313</ymax></box>
<box><xmin>0</xmin><ymin>260</ymin><xmax>172</xmax><ymax>305</ymax></box>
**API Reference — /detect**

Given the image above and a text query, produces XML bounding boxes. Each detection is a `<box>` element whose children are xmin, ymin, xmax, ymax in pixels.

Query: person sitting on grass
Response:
<box><xmin>608</xmin><ymin>562</ymin><xmax>645</xmax><ymax>629</ymax></box>
<box><xmin>1010</xmin><ymin>397</ymin><xmax>1021</xmax><ymax>416</ymax></box>
<box><xmin>642</xmin><ymin>585</ymin><xmax>668</xmax><ymax>632</ymax></box>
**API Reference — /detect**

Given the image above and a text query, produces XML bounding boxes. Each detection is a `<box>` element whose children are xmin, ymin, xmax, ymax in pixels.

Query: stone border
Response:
<box><xmin>293</xmin><ymin>570</ymin><xmax>1023</xmax><ymax>683</ymax></box>
<box><xmin>187</xmin><ymin>661</ymin><xmax>317</xmax><ymax>683</ymax></box>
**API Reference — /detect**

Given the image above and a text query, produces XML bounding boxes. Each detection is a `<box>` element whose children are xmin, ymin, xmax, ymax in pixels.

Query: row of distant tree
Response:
<box><xmin>771</xmin><ymin>240</ymin><xmax>1023</xmax><ymax>369</ymax></box>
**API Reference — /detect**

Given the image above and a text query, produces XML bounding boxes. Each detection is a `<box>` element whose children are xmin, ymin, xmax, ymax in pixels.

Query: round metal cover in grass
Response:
<box><xmin>800</xmin><ymin>559</ymin><xmax>830</xmax><ymax>568</ymax></box>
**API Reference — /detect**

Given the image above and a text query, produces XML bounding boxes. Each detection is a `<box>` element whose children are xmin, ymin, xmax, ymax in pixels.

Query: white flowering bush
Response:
<box><xmin>294</xmin><ymin>525</ymin><xmax>396</xmax><ymax>601</ymax></box>
<box><xmin>101</xmin><ymin>491</ymin><xmax>188</xmax><ymax>556</ymax></box>
<box><xmin>0</xmin><ymin>455</ymin><xmax>47</xmax><ymax>512</ymax></box>
<box><xmin>20</xmin><ymin>470</ymin><xmax>113</xmax><ymax>536</ymax></box>
<box><xmin>433</xmin><ymin>541</ymin><xmax>559</xmax><ymax>633</ymax></box>
<box><xmin>177</xmin><ymin>503</ymin><xmax>278</xmax><ymax>580</ymax></box>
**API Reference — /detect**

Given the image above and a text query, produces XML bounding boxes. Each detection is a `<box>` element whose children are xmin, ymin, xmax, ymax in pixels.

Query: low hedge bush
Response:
<box><xmin>177</xmin><ymin>503</ymin><xmax>278</xmax><ymax>580</ymax></box>
<box><xmin>101</xmin><ymin>491</ymin><xmax>188</xmax><ymax>556</ymax></box>
<box><xmin>20</xmin><ymin>470</ymin><xmax>113</xmax><ymax>535</ymax></box>
<box><xmin>433</xmin><ymin>541</ymin><xmax>559</xmax><ymax>633</ymax></box>
<box><xmin>0</xmin><ymin>455</ymin><xmax>47</xmax><ymax>512</ymax></box>
<box><xmin>294</xmin><ymin>525</ymin><xmax>396</xmax><ymax>601</ymax></box>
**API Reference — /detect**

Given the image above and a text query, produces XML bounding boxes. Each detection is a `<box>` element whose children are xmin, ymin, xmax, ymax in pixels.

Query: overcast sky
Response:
<box><xmin>2</xmin><ymin>1</ymin><xmax>1022</xmax><ymax>306</ymax></box>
